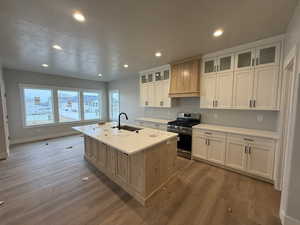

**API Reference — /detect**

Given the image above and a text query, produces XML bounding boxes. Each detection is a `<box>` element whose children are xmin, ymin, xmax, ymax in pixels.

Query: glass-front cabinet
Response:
<box><xmin>218</xmin><ymin>54</ymin><xmax>234</xmax><ymax>72</ymax></box>
<box><xmin>235</xmin><ymin>43</ymin><xmax>280</xmax><ymax>70</ymax></box>
<box><xmin>203</xmin><ymin>54</ymin><xmax>234</xmax><ymax>74</ymax></box>
<box><xmin>235</xmin><ymin>49</ymin><xmax>255</xmax><ymax>70</ymax></box>
<box><xmin>255</xmin><ymin>43</ymin><xmax>280</xmax><ymax>67</ymax></box>
<box><xmin>139</xmin><ymin>65</ymin><xmax>171</xmax><ymax>108</ymax></box>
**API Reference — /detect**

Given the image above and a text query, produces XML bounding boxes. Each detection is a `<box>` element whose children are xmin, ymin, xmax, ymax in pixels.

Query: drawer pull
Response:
<box><xmin>205</xmin><ymin>132</ymin><xmax>212</xmax><ymax>135</ymax></box>
<box><xmin>244</xmin><ymin>138</ymin><xmax>254</xmax><ymax>142</ymax></box>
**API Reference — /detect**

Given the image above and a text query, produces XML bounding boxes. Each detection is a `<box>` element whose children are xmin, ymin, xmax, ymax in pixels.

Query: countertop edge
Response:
<box><xmin>192</xmin><ymin>124</ymin><xmax>279</xmax><ymax>140</ymax></box>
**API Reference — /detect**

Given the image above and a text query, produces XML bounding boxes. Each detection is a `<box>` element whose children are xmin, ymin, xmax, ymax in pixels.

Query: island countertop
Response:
<box><xmin>73</xmin><ymin>122</ymin><xmax>178</xmax><ymax>155</ymax></box>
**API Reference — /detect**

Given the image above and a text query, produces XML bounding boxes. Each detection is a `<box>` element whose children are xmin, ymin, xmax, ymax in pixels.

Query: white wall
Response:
<box><xmin>3</xmin><ymin>69</ymin><xmax>108</xmax><ymax>144</ymax></box>
<box><xmin>109</xmin><ymin>76</ymin><xmax>279</xmax><ymax>131</ymax></box>
<box><xmin>281</xmin><ymin>1</ymin><xmax>300</xmax><ymax>224</ymax></box>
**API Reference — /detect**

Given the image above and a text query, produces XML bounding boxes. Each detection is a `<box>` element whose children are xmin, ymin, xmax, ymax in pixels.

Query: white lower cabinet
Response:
<box><xmin>192</xmin><ymin>132</ymin><xmax>226</xmax><ymax>165</ymax></box>
<box><xmin>207</xmin><ymin>137</ymin><xmax>226</xmax><ymax>164</ymax></box>
<box><xmin>225</xmin><ymin>139</ymin><xmax>247</xmax><ymax>171</ymax></box>
<box><xmin>193</xmin><ymin>129</ymin><xmax>276</xmax><ymax>181</ymax></box>
<box><xmin>192</xmin><ymin>134</ymin><xmax>208</xmax><ymax>160</ymax></box>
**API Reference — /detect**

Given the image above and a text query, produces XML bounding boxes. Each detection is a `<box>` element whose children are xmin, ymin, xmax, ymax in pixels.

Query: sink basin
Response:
<box><xmin>112</xmin><ymin>125</ymin><xmax>142</xmax><ymax>132</ymax></box>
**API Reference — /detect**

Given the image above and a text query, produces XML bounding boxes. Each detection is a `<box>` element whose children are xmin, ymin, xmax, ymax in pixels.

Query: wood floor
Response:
<box><xmin>0</xmin><ymin>135</ymin><xmax>281</xmax><ymax>225</ymax></box>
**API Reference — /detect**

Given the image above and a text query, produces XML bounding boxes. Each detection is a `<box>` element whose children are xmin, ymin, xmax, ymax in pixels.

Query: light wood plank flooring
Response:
<box><xmin>0</xmin><ymin>135</ymin><xmax>281</xmax><ymax>225</ymax></box>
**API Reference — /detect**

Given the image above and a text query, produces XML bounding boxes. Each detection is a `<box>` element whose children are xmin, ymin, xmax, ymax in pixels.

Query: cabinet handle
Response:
<box><xmin>252</xmin><ymin>58</ymin><xmax>255</xmax><ymax>67</ymax></box>
<box><xmin>214</xmin><ymin>65</ymin><xmax>216</xmax><ymax>72</ymax></box>
<box><xmin>205</xmin><ymin>132</ymin><xmax>212</xmax><ymax>135</ymax></box>
<box><xmin>248</xmin><ymin>146</ymin><xmax>252</xmax><ymax>154</ymax></box>
<box><xmin>217</xmin><ymin>65</ymin><xmax>219</xmax><ymax>72</ymax></box>
<box><xmin>249</xmin><ymin>100</ymin><xmax>252</xmax><ymax>108</ymax></box>
<box><xmin>207</xmin><ymin>139</ymin><xmax>210</xmax><ymax>146</ymax></box>
<box><xmin>256</xmin><ymin>58</ymin><xmax>259</xmax><ymax>65</ymax></box>
<box><xmin>213</xmin><ymin>100</ymin><xmax>215</xmax><ymax>107</ymax></box>
<box><xmin>253</xmin><ymin>100</ymin><xmax>256</xmax><ymax>108</ymax></box>
<box><xmin>244</xmin><ymin>146</ymin><xmax>248</xmax><ymax>154</ymax></box>
<box><xmin>215</xmin><ymin>100</ymin><xmax>218</xmax><ymax>107</ymax></box>
<box><xmin>205</xmin><ymin>139</ymin><xmax>208</xmax><ymax>145</ymax></box>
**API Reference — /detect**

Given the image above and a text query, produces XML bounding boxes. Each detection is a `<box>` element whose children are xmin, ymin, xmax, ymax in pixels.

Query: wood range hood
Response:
<box><xmin>169</xmin><ymin>56</ymin><xmax>201</xmax><ymax>98</ymax></box>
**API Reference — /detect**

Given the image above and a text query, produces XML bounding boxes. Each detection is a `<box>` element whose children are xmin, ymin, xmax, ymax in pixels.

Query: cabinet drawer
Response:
<box><xmin>227</xmin><ymin>134</ymin><xmax>275</xmax><ymax>147</ymax></box>
<box><xmin>193</xmin><ymin>129</ymin><xmax>226</xmax><ymax>140</ymax></box>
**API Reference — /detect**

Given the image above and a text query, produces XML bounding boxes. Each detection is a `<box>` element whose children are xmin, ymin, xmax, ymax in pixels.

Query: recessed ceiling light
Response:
<box><xmin>52</xmin><ymin>44</ymin><xmax>63</xmax><ymax>50</ymax></box>
<box><xmin>73</xmin><ymin>11</ymin><xmax>86</xmax><ymax>22</ymax></box>
<box><xmin>123</xmin><ymin>64</ymin><xmax>129</xmax><ymax>68</ymax></box>
<box><xmin>155</xmin><ymin>52</ymin><xmax>162</xmax><ymax>57</ymax></box>
<box><xmin>98</xmin><ymin>73</ymin><xmax>102</xmax><ymax>77</ymax></box>
<box><xmin>213</xmin><ymin>29</ymin><xmax>223</xmax><ymax>37</ymax></box>
<box><xmin>41</xmin><ymin>64</ymin><xmax>49</xmax><ymax>68</ymax></box>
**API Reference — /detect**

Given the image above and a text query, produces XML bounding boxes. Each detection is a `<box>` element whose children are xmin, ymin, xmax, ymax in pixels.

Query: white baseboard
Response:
<box><xmin>281</xmin><ymin>210</ymin><xmax>300</xmax><ymax>225</ymax></box>
<box><xmin>10</xmin><ymin>131</ymin><xmax>80</xmax><ymax>145</ymax></box>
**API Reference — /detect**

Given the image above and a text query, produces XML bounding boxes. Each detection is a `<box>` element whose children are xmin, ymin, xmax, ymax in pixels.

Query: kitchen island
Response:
<box><xmin>73</xmin><ymin>123</ymin><xmax>178</xmax><ymax>206</ymax></box>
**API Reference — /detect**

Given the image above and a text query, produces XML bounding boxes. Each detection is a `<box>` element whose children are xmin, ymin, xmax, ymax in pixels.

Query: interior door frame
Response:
<box><xmin>275</xmin><ymin>46</ymin><xmax>298</xmax><ymax>191</ymax></box>
<box><xmin>275</xmin><ymin>45</ymin><xmax>299</xmax><ymax>223</ymax></box>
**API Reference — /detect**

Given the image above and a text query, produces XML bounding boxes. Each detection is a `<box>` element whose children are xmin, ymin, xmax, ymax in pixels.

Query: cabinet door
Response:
<box><xmin>116</xmin><ymin>151</ymin><xmax>129</xmax><ymax>183</ymax></box>
<box><xmin>162</xmin><ymin>80</ymin><xmax>171</xmax><ymax>107</ymax></box>
<box><xmin>252</xmin><ymin>66</ymin><xmax>279</xmax><ymax>110</ymax></box>
<box><xmin>140</xmin><ymin>83</ymin><xmax>148</xmax><ymax>107</ymax></box>
<box><xmin>106</xmin><ymin>147</ymin><xmax>117</xmax><ymax>175</ymax></box>
<box><xmin>192</xmin><ymin>135</ymin><xmax>208</xmax><ymax>159</ymax></box>
<box><xmin>233</xmin><ymin>70</ymin><xmax>254</xmax><ymax>109</ymax></box>
<box><xmin>147</xmin><ymin>82</ymin><xmax>155</xmax><ymax>107</ymax></box>
<box><xmin>203</xmin><ymin>58</ymin><xmax>216</xmax><ymax>74</ymax></box>
<box><xmin>207</xmin><ymin>138</ymin><xmax>226</xmax><ymax>165</ymax></box>
<box><xmin>247</xmin><ymin>144</ymin><xmax>275</xmax><ymax>179</ymax></box>
<box><xmin>225</xmin><ymin>139</ymin><xmax>247</xmax><ymax>171</ymax></box>
<box><xmin>218</xmin><ymin>54</ymin><xmax>234</xmax><ymax>72</ymax></box>
<box><xmin>235</xmin><ymin>49</ymin><xmax>255</xmax><ymax>71</ymax></box>
<box><xmin>200</xmin><ymin>74</ymin><xmax>217</xmax><ymax>108</ymax></box>
<box><xmin>96</xmin><ymin>142</ymin><xmax>107</xmax><ymax>169</ymax></box>
<box><xmin>84</xmin><ymin>136</ymin><xmax>92</xmax><ymax>159</ymax></box>
<box><xmin>216</xmin><ymin>72</ymin><xmax>234</xmax><ymax>108</ymax></box>
<box><xmin>255</xmin><ymin>43</ymin><xmax>280</xmax><ymax>67</ymax></box>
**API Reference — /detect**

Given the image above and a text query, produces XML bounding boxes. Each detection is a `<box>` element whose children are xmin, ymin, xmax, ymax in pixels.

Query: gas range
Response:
<box><xmin>167</xmin><ymin>113</ymin><xmax>201</xmax><ymax>159</ymax></box>
<box><xmin>167</xmin><ymin>113</ymin><xmax>201</xmax><ymax>134</ymax></box>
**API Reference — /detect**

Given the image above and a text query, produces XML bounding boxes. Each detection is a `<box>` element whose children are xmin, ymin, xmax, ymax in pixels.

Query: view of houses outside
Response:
<box><xmin>23</xmin><ymin>88</ymin><xmax>101</xmax><ymax>126</ymax></box>
<box><xmin>83</xmin><ymin>92</ymin><xmax>101</xmax><ymax>120</ymax></box>
<box><xmin>24</xmin><ymin>88</ymin><xmax>54</xmax><ymax>126</ymax></box>
<box><xmin>58</xmin><ymin>90</ymin><xmax>80</xmax><ymax>122</ymax></box>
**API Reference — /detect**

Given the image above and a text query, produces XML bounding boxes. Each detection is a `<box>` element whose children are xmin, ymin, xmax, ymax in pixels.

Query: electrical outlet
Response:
<box><xmin>257</xmin><ymin>115</ymin><xmax>264</xmax><ymax>123</ymax></box>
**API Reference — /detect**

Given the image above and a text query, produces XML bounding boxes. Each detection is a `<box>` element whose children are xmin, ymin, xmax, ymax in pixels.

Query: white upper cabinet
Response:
<box><xmin>201</xmin><ymin>37</ymin><xmax>283</xmax><ymax>111</ymax></box>
<box><xmin>235</xmin><ymin>49</ymin><xmax>255</xmax><ymax>71</ymax></box>
<box><xmin>218</xmin><ymin>54</ymin><xmax>234</xmax><ymax>72</ymax></box>
<box><xmin>255</xmin><ymin>43</ymin><xmax>280</xmax><ymax>67</ymax></box>
<box><xmin>139</xmin><ymin>65</ymin><xmax>171</xmax><ymax>108</ymax></box>
<box><xmin>203</xmin><ymin>58</ymin><xmax>216</xmax><ymax>75</ymax></box>
<box><xmin>200</xmin><ymin>74</ymin><xmax>217</xmax><ymax>108</ymax></box>
<box><xmin>201</xmin><ymin>54</ymin><xmax>234</xmax><ymax>109</ymax></box>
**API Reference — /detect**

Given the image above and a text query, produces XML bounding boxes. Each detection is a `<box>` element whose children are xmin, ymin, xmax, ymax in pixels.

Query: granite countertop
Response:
<box><xmin>73</xmin><ymin>122</ymin><xmax>178</xmax><ymax>155</ymax></box>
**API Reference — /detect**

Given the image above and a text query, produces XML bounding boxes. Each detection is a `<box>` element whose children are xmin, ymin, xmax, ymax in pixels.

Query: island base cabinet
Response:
<box><xmin>83</xmin><ymin>135</ymin><xmax>178</xmax><ymax>206</ymax></box>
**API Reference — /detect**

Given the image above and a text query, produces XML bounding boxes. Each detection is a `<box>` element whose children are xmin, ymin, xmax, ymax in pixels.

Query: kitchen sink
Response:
<box><xmin>112</xmin><ymin>125</ymin><xmax>142</xmax><ymax>132</ymax></box>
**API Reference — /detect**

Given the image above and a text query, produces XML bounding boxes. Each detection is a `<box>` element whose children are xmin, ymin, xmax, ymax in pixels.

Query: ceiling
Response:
<box><xmin>0</xmin><ymin>0</ymin><xmax>298</xmax><ymax>82</ymax></box>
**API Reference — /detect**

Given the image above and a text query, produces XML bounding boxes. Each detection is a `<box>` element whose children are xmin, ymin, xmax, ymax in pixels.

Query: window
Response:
<box><xmin>83</xmin><ymin>92</ymin><xmax>101</xmax><ymax>120</ymax></box>
<box><xmin>109</xmin><ymin>90</ymin><xmax>120</xmax><ymax>121</ymax></box>
<box><xmin>58</xmin><ymin>90</ymin><xmax>80</xmax><ymax>122</ymax></box>
<box><xmin>23</xmin><ymin>88</ymin><xmax>54</xmax><ymax>126</ymax></box>
<box><xmin>21</xmin><ymin>85</ymin><xmax>103</xmax><ymax>127</ymax></box>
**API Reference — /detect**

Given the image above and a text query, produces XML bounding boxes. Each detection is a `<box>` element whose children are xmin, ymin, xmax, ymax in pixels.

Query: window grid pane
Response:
<box><xmin>83</xmin><ymin>92</ymin><xmax>101</xmax><ymax>120</ymax></box>
<box><xmin>24</xmin><ymin>88</ymin><xmax>54</xmax><ymax>126</ymax></box>
<box><xmin>58</xmin><ymin>90</ymin><xmax>80</xmax><ymax>122</ymax></box>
